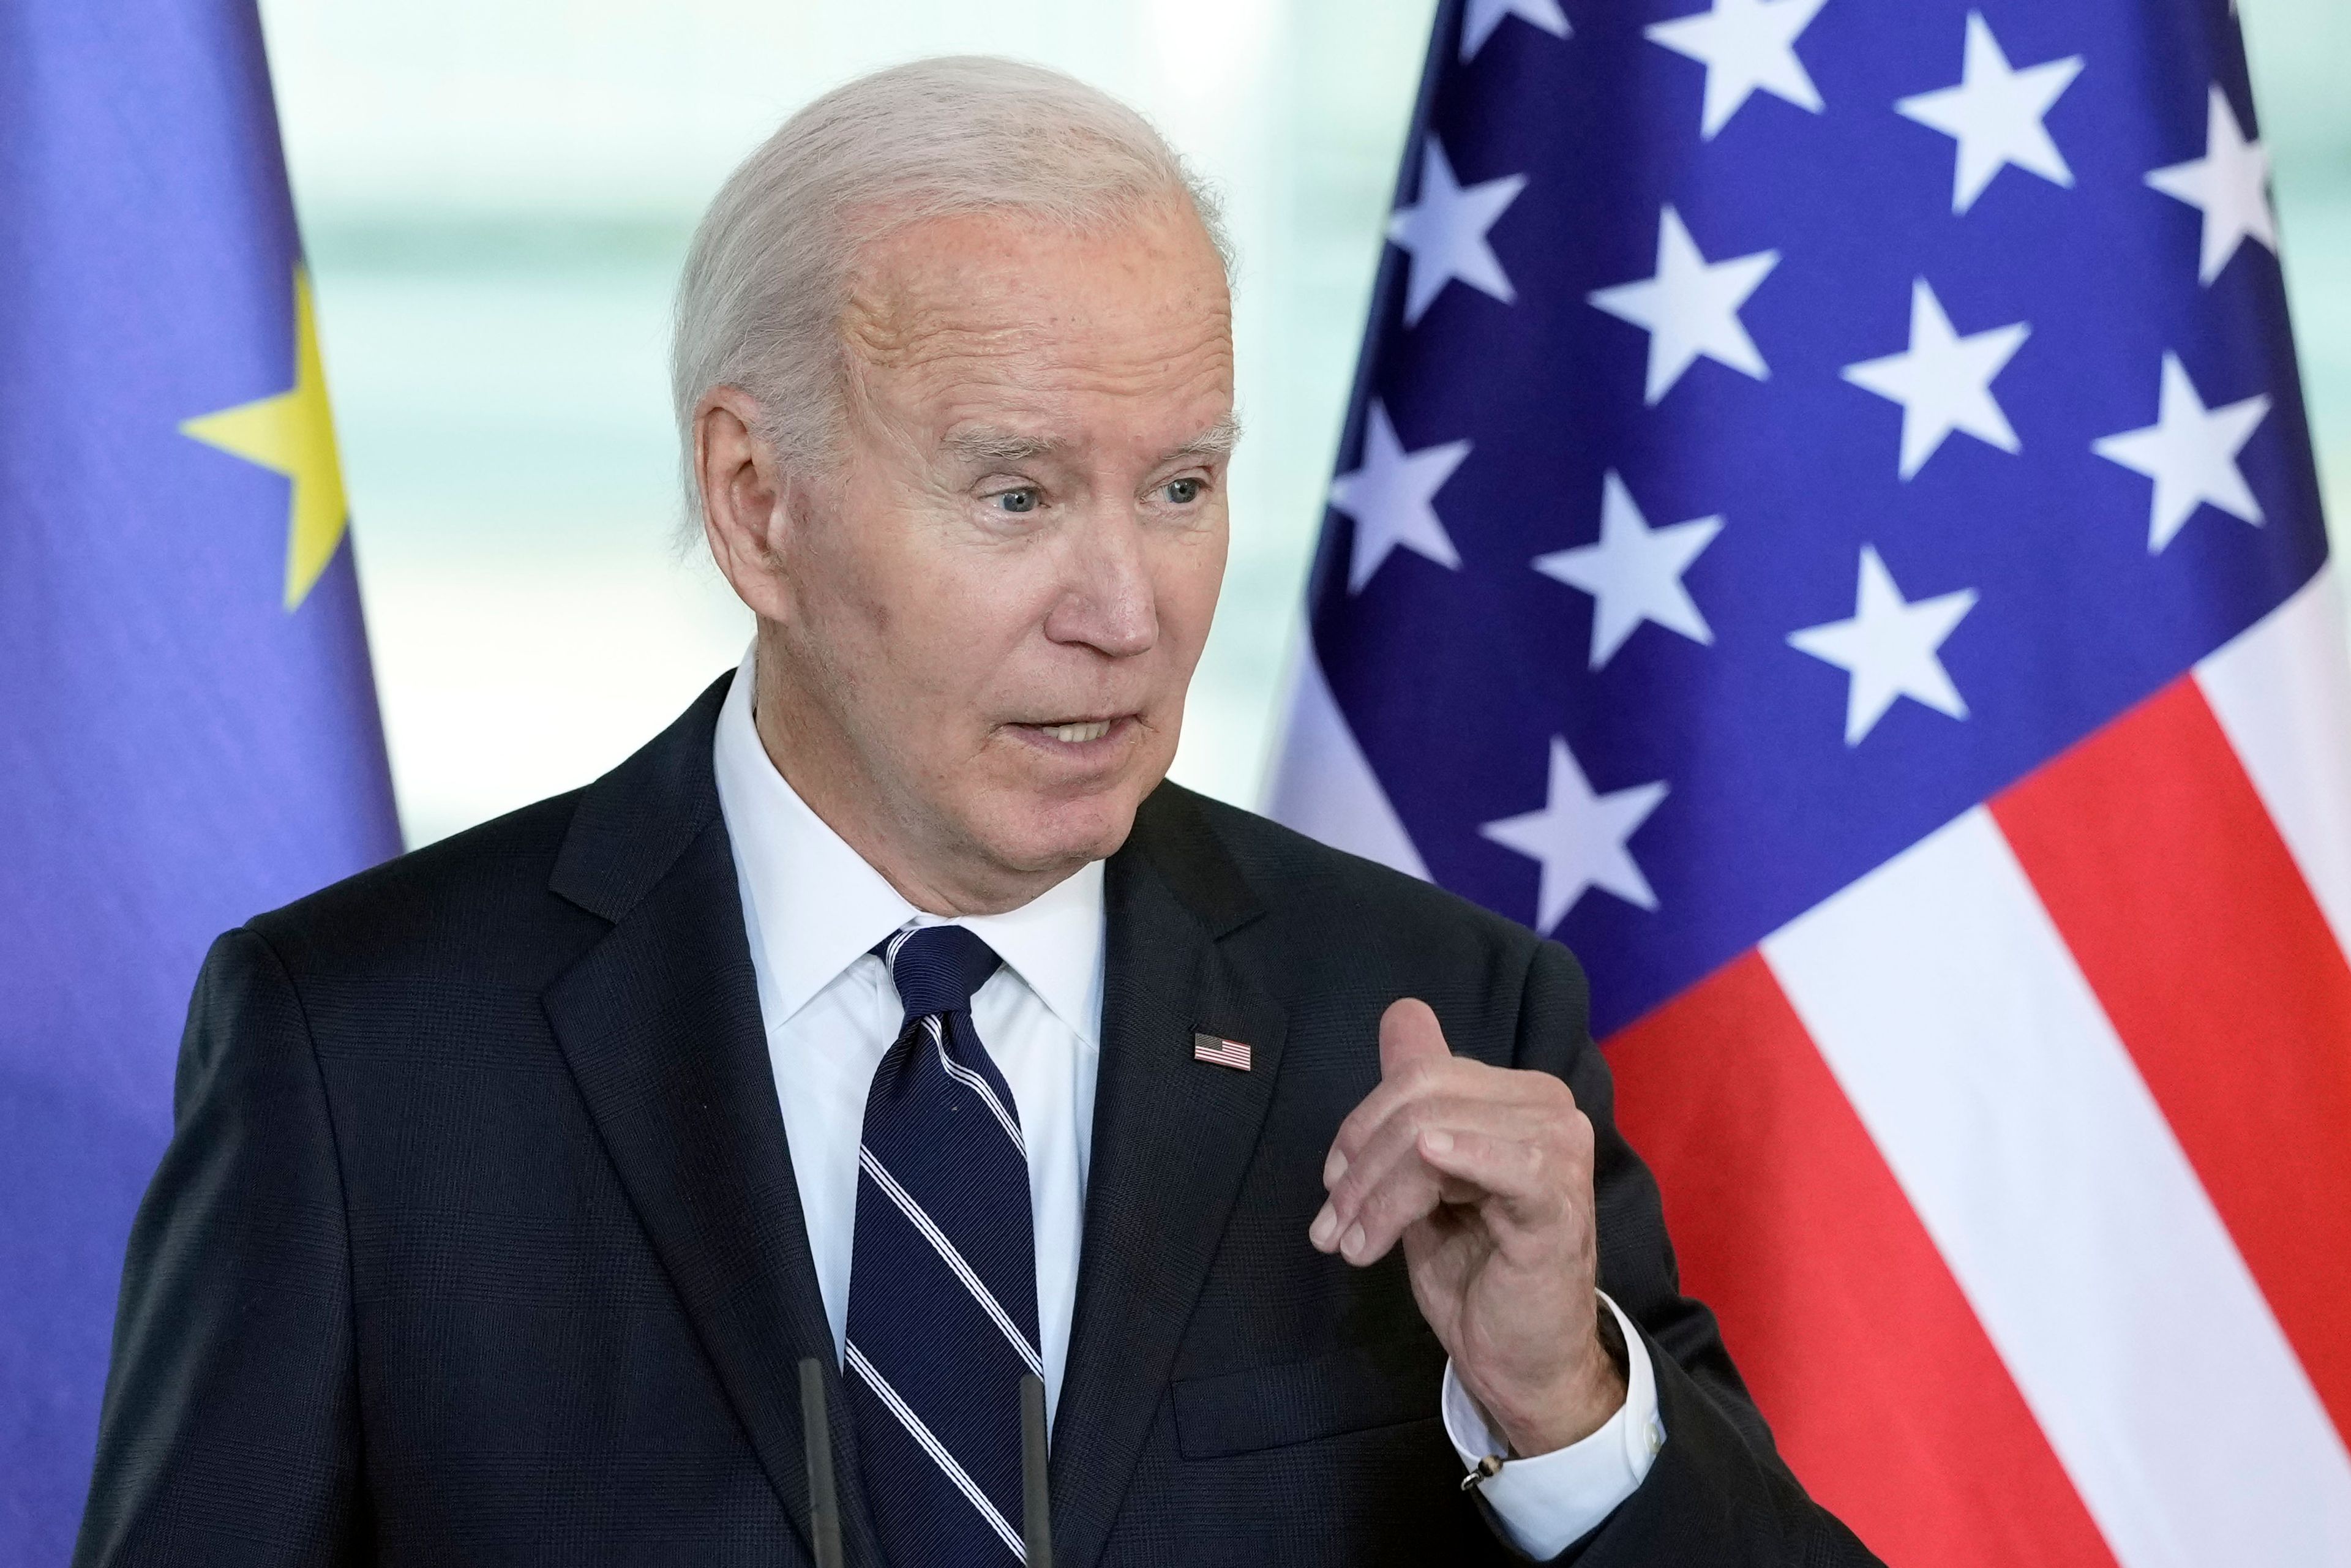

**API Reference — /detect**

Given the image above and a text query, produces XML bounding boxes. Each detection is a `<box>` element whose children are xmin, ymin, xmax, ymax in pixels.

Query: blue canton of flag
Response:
<box><xmin>0</xmin><ymin>3</ymin><xmax>400</xmax><ymax>1558</ymax></box>
<box><xmin>1273</xmin><ymin>0</ymin><xmax>2323</xmax><ymax>1038</ymax></box>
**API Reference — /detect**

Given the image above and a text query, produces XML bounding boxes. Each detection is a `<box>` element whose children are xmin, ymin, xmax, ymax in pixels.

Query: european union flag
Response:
<box><xmin>0</xmin><ymin>2</ymin><xmax>399</xmax><ymax>1555</ymax></box>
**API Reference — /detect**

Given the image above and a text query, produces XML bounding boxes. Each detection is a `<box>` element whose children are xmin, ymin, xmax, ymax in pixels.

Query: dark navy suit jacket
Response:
<box><xmin>75</xmin><ymin>673</ymin><xmax>1875</xmax><ymax>1566</ymax></box>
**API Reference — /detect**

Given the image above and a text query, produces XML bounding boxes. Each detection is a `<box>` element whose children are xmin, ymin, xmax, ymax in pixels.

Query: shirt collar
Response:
<box><xmin>710</xmin><ymin>648</ymin><xmax>1104</xmax><ymax>1045</ymax></box>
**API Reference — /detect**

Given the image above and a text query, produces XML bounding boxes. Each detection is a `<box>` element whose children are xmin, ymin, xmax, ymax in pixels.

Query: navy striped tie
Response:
<box><xmin>847</xmin><ymin>925</ymin><xmax>1040</xmax><ymax>1566</ymax></box>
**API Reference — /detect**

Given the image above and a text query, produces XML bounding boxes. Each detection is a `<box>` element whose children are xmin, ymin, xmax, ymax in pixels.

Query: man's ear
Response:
<box><xmin>696</xmin><ymin>387</ymin><xmax>798</xmax><ymax>621</ymax></box>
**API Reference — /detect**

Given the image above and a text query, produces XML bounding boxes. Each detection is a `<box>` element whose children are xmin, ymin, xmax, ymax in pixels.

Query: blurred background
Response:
<box><xmin>255</xmin><ymin>0</ymin><xmax>2351</xmax><ymax>850</ymax></box>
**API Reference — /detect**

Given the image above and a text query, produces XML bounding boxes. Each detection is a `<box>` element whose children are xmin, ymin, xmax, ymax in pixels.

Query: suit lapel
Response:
<box><xmin>1050</xmin><ymin>789</ymin><xmax>1286</xmax><ymax>1568</ymax></box>
<box><xmin>541</xmin><ymin>676</ymin><xmax>884</xmax><ymax>1567</ymax></box>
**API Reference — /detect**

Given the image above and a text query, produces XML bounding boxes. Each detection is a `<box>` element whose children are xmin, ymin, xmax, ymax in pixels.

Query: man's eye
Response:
<box><xmin>1164</xmin><ymin>478</ymin><xmax>1202</xmax><ymax>505</ymax></box>
<box><xmin>995</xmin><ymin>488</ymin><xmax>1040</xmax><ymax>515</ymax></box>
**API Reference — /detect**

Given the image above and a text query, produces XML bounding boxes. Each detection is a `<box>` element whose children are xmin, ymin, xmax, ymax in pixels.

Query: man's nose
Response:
<box><xmin>1043</xmin><ymin>502</ymin><xmax>1160</xmax><ymax>659</ymax></box>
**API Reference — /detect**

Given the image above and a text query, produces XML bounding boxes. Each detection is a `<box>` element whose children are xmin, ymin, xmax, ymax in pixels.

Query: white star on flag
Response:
<box><xmin>1330</xmin><ymin>401</ymin><xmax>1472</xmax><ymax>593</ymax></box>
<box><xmin>1589</xmin><ymin>205</ymin><xmax>1779</xmax><ymax>405</ymax></box>
<box><xmin>1789</xmin><ymin>546</ymin><xmax>1978</xmax><ymax>745</ymax></box>
<box><xmin>1387</xmin><ymin>137</ymin><xmax>1528</xmax><ymax>327</ymax></box>
<box><xmin>1480</xmin><ymin>736</ymin><xmax>1669</xmax><ymax>931</ymax></box>
<box><xmin>1461</xmin><ymin>0</ymin><xmax>1570</xmax><ymax>62</ymax></box>
<box><xmin>1534</xmin><ymin>472</ymin><xmax>1723</xmax><ymax>668</ymax></box>
<box><xmin>1895</xmin><ymin>12</ymin><xmax>2084</xmax><ymax>214</ymax></box>
<box><xmin>2092</xmin><ymin>351</ymin><xmax>2271</xmax><ymax>552</ymax></box>
<box><xmin>1842</xmin><ymin>278</ymin><xmax>2030</xmax><ymax>479</ymax></box>
<box><xmin>2145</xmin><ymin>84</ymin><xmax>2278</xmax><ymax>285</ymax></box>
<box><xmin>1645</xmin><ymin>0</ymin><xmax>1832</xmax><ymax>141</ymax></box>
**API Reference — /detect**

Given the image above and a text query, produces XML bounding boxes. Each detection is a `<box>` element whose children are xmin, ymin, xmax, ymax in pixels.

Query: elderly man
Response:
<box><xmin>77</xmin><ymin>58</ymin><xmax>1873</xmax><ymax>1568</ymax></box>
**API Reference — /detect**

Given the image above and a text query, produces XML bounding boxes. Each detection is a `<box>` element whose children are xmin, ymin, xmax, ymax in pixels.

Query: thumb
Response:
<box><xmin>1379</xmin><ymin>997</ymin><xmax>1452</xmax><ymax>1080</ymax></box>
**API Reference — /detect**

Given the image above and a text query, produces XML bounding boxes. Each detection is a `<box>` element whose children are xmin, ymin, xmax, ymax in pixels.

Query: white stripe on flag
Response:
<box><xmin>2196</xmin><ymin>563</ymin><xmax>2351</xmax><ymax>968</ymax></box>
<box><xmin>1761</xmin><ymin>808</ymin><xmax>2351</xmax><ymax>1566</ymax></box>
<box><xmin>1262</xmin><ymin>639</ymin><xmax>1431</xmax><ymax>879</ymax></box>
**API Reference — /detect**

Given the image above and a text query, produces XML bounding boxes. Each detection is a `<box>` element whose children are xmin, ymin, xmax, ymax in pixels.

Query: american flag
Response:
<box><xmin>1193</xmin><ymin>1032</ymin><xmax>1254</xmax><ymax>1072</ymax></box>
<box><xmin>1267</xmin><ymin>0</ymin><xmax>2351</xmax><ymax>1561</ymax></box>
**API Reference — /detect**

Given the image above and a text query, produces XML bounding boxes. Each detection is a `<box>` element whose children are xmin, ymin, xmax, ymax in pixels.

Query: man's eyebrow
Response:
<box><xmin>942</xmin><ymin>414</ymin><xmax>1242</xmax><ymax>468</ymax></box>
<box><xmin>942</xmin><ymin>427</ymin><xmax>1062</xmax><ymax>467</ymax></box>
<box><xmin>1165</xmin><ymin>413</ymin><xmax>1243</xmax><ymax>464</ymax></box>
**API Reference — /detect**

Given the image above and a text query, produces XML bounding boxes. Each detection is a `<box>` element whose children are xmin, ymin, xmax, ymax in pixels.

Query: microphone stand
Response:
<box><xmin>800</xmin><ymin>1358</ymin><xmax>846</xmax><ymax>1568</ymax></box>
<box><xmin>1021</xmin><ymin>1373</ymin><xmax>1054</xmax><ymax>1568</ymax></box>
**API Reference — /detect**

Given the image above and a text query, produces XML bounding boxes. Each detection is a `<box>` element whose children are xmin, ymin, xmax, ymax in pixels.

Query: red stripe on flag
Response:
<box><xmin>1993</xmin><ymin>675</ymin><xmax>2351</xmax><ymax>1444</ymax></box>
<box><xmin>1607</xmin><ymin>952</ymin><xmax>2117</xmax><ymax>1568</ymax></box>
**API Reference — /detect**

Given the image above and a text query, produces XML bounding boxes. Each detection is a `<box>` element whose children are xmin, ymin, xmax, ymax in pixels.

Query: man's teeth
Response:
<box><xmin>1041</xmin><ymin>719</ymin><xmax>1112</xmax><ymax>744</ymax></box>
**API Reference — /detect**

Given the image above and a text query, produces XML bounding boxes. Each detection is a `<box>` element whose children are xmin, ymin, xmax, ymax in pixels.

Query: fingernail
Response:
<box><xmin>1310</xmin><ymin>1205</ymin><xmax>1338</xmax><ymax>1250</ymax></box>
<box><xmin>1423</xmin><ymin>1128</ymin><xmax>1454</xmax><ymax>1154</ymax></box>
<box><xmin>1323</xmin><ymin>1149</ymin><xmax>1348</xmax><ymax>1187</ymax></box>
<box><xmin>1341</xmin><ymin>1223</ymin><xmax>1367</xmax><ymax>1261</ymax></box>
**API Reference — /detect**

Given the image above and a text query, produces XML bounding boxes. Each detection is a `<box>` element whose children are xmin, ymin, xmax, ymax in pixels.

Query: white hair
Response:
<box><xmin>669</xmin><ymin>55</ymin><xmax>1230</xmax><ymax>534</ymax></box>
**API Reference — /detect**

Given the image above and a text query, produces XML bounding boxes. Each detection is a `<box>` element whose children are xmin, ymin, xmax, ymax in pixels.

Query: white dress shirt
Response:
<box><xmin>710</xmin><ymin>651</ymin><xmax>1660</xmax><ymax>1558</ymax></box>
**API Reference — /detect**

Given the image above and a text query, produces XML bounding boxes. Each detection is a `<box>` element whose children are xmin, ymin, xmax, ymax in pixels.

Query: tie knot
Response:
<box><xmin>874</xmin><ymin>925</ymin><xmax>1002</xmax><ymax>1021</ymax></box>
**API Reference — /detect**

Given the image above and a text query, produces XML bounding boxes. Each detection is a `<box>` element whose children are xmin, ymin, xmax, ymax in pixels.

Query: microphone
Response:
<box><xmin>1021</xmin><ymin>1373</ymin><xmax>1053</xmax><ymax>1568</ymax></box>
<box><xmin>799</xmin><ymin>1357</ymin><xmax>846</xmax><ymax>1568</ymax></box>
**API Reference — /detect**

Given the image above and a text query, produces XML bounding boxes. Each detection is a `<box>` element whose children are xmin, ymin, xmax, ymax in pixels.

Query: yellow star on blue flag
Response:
<box><xmin>181</xmin><ymin>264</ymin><xmax>350</xmax><ymax>610</ymax></box>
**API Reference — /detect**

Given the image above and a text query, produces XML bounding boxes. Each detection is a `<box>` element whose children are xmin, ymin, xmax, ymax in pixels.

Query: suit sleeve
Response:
<box><xmin>73</xmin><ymin>928</ymin><xmax>369</xmax><ymax>1568</ymax></box>
<box><xmin>1496</xmin><ymin>937</ymin><xmax>1883</xmax><ymax>1567</ymax></box>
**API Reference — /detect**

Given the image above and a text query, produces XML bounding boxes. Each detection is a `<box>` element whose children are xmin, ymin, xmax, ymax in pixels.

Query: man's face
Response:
<box><xmin>735</xmin><ymin>197</ymin><xmax>1233</xmax><ymax>907</ymax></box>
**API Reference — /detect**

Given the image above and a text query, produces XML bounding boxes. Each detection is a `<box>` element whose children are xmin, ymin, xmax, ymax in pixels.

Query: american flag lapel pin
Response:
<box><xmin>1191</xmin><ymin>1031</ymin><xmax>1251</xmax><ymax>1072</ymax></box>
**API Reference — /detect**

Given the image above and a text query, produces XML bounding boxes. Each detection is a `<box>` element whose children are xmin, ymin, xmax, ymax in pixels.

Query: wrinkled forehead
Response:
<box><xmin>837</xmin><ymin>200</ymin><xmax>1234</xmax><ymax>436</ymax></box>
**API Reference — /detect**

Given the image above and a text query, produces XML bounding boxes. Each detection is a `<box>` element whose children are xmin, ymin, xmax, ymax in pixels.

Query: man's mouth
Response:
<box><xmin>1008</xmin><ymin>715</ymin><xmax>1134</xmax><ymax>750</ymax></box>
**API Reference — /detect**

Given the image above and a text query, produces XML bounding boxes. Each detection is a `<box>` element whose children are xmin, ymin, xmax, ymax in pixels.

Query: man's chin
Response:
<box><xmin>979</xmin><ymin>787</ymin><xmax>1151</xmax><ymax>880</ymax></box>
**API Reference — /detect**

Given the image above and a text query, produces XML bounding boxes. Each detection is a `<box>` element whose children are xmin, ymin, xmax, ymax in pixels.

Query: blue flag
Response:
<box><xmin>1271</xmin><ymin>0</ymin><xmax>2351</xmax><ymax>1556</ymax></box>
<box><xmin>0</xmin><ymin>2</ymin><xmax>399</xmax><ymax>1555</ymax></box>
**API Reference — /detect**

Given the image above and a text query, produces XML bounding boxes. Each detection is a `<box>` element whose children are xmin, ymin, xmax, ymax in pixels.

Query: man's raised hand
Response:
<box><xmin>1309</xmin><ymin>997</ymin><xmax>1627</xmax><ymax>1457</ymax></box>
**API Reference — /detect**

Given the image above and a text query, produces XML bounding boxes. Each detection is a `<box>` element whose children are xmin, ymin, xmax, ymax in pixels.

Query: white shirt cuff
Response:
<box><xmin>1439</xmin><ymin>1291</ymin><xmax>1665</xmax><ymax>1560</ymax></box>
